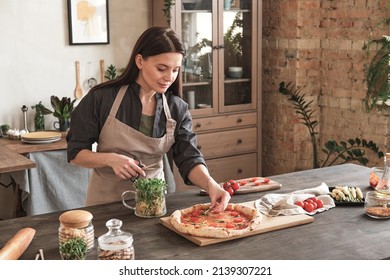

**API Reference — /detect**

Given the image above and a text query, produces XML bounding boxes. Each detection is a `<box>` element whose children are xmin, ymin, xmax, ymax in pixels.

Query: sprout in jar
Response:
<box><xmin>134</xmin><ymin>178</ymin><xmax>167</xmax><ymax>217</ymax></box>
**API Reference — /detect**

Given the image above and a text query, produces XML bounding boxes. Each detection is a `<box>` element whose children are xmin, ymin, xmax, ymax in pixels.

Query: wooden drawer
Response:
<box><xmin>193</xmin><ymin>112</ymin><xmax>257</xmax><ymax>133</ymax></box>
<box><xmin>173</xmin><ymin>153</ymin><xmax>258</xmax><ymax>192</ymax></box>
<box><xmin>206</xmin><ymin>153</ymin><xmax>258</xmax><ymax>183</ymax></box>
<box><xmin>196</xmin><ymin>127</ymin><xmax>257</xmax><ymax>159</ymax></box>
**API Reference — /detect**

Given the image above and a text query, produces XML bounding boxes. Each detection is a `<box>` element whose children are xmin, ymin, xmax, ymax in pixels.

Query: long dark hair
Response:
<box><xmin>91</xmin><ymin>26</ymin><xmax>185</xmax><ymax>96</ymax></box>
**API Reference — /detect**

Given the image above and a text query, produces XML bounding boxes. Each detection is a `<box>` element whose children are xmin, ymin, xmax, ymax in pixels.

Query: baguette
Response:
<box><xmin>0</xmin><ymin>228</ymin><xmax>36</xmax><ymax>260</ymax></box>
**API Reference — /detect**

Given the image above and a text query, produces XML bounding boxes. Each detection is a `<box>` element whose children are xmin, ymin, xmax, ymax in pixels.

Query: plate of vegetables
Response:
<box><xmin>329</xmin><ymin>186</ymin><xmax>364</xmax><ymax>206</ymax></box>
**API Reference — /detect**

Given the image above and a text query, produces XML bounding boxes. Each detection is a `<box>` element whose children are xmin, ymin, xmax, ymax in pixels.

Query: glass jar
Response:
<box><xmin>58</xmin><ymin>210</ymin><xmax>95</xmax><ymax>259</ymax></box>
<box><xmin>97</xmin><ymin>219</ymin><xmax>135</xmax><ymax>260</ymax></box>
<box><xmin>364</xmin><ymin>191</ymin><xmax>390</xmax><ymax>219</ymax></box>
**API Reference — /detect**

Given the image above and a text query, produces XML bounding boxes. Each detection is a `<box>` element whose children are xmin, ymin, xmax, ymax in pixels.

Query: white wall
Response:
<box><xmin>0</xmin><ymin>0</ymin><xmax>152</xmax><ymax>130</ymax></box>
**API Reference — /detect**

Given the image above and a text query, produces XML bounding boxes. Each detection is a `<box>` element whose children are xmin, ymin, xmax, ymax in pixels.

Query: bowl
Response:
<box><xmin>364</xmin><ymin>191</ymin><xmax>390</xmax><ymax>219</ymax></box>
<box><xmin>183</xmin><ymin>3</ymin><xmax>196</xmax><ymax>10</ymax></box>
<box><xmin>227</xmin><ymin>70</ymin><xmax>243</xmax><ymax>79</ymax></box>
<box><xmin>228</xmin><ymin>67</ymin><xmax>243</xmax><ymax>72</ymax></box>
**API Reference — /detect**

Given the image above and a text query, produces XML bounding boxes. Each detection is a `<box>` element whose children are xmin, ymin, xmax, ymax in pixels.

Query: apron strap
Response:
<box><xmin>109</xmin><ymin>85</ymin><xmax>129</xmax><ymax>117</ymax></box>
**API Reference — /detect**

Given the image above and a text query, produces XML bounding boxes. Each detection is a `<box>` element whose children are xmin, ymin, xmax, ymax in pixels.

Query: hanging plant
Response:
<box><xmin>163</xmin><ymin>0</ymin><xmax>175</xmax><ymax>26</ymax></box>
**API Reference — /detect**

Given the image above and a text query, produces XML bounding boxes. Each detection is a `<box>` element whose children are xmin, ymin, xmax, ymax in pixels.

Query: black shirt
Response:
<box><xmin>66</xmin><ymin>82</ymin><xmax>206</xmax><ymax>184</ymax></box>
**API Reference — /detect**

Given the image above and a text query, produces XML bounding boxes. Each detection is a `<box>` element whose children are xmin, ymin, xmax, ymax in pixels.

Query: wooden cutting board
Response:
<box><xmin>160</xmin><ymin>201</ymin><xmax>314</xmax><ymax>246</ymax></box>
<box><xmin>200</xmin><ymin>177</ymin><xmax>282</xmax><ymax>195</ymax></box>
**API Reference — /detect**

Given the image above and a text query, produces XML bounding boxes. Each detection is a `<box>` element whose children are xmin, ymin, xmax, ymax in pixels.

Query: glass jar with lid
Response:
<box><xmin>364</xmin><ymin>191</ymin><xmax>390</xmax><ymax>219</ymax></box>
<box><xmin>97</xmin><ymin>218</ymin><xmax>135</xmax><ymax>260</ymax></box>
<box><xmin>376</xmin><ymin>152</ymin><xmax>390</xmax><ymax>194</ymax></box>
<box><xmin>58</xmin><ymin>210</ymin><xmax>95</xmax><ymax>259</ymax></box>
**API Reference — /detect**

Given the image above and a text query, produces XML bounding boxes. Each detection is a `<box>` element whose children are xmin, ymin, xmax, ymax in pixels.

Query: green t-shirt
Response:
<box><xmin>139</xmin><ymin>114</ymin><xmax>154</xmax><ymax>137</ymax></box>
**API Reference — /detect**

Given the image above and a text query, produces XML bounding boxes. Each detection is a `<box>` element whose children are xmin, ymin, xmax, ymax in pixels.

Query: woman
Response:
<box><xmin>66</xmin><ymin>26</ymin><xmax>230</xmax><ymax>212</ymax></box>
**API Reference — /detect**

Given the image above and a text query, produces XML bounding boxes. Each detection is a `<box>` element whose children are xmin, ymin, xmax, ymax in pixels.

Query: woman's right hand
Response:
<box><xmin>70</xmin><ymin>150</ymin><xmax>146</xmax><ymax>180</ymax></box>
<box><xmin>109</xmin><ymin>154</ymin><xmax>146</xmax><ymax>180</ymax></box>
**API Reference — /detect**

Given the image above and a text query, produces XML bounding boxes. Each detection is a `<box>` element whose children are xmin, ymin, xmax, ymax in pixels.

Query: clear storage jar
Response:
<box><xmin>364</xmin><ymin>191</ymin><xmax>390</xmax><ymax>219</ymax></box>
<box><xmin>58</xmin><ymin>210</ymin><xmax>95</xmax><ymax>259</ymax></box>
<box><xmin>97</xmin><ymin>219</ymin><xmax>135</xmax><ymax>260</ymax></box>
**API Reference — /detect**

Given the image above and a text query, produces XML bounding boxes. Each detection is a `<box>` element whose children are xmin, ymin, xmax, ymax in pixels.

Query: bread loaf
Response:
<box><xmin>0</xmin><ymin>228</ymin><xmax>36</xmax><ymax>260</ymax></box>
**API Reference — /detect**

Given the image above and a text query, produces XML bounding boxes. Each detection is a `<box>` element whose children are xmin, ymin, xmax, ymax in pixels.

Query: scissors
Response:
<box><xmin>130</xmin><ymin>157</ymin><xmax>160</xmax><ymax>182</ymax></box>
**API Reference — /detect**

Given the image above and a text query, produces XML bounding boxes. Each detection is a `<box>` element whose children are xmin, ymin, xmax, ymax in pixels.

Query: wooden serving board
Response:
<box><xmin>200</xmin><ymin>177</ymin><xmax>282</xmax><ymax>195</ymax></box>
<box><xmin>160</xmin><ymin>201</ymin><xmax>314</xmax><ymax>246</ymax></box>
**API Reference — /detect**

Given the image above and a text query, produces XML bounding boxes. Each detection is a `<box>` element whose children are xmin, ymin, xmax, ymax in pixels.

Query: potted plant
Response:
<box><xmin>50</xmin><ymin>96</ymin><xmax>76</xmax><ymax>131</ymax></box>
<box><xmin>224</xmin><ymin>12</ymin><xmax>243</xmax><ymax>67</ymax></box>
<box><xmin>31</xmin><ymin>101</ymin><xmax>52</xmax><ymax>131</ymax></box>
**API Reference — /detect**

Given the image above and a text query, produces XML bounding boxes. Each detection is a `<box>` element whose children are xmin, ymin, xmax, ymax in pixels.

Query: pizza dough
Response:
<box><xmin>170</xmin><ymin>203</ymin><xmax>262</xmax><ymax>238</ymax></box>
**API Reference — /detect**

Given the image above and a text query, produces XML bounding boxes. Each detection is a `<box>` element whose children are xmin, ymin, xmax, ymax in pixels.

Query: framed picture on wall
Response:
<box><xmin>67</xmin><ymin>0</ymin><xmax>109</xmax><ymax>45</ymax></box>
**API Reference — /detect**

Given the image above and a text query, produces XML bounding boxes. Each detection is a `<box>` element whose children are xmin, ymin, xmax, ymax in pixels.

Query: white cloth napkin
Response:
<box><xmin>255</xmin><ymin>182</ymin><xmax>336</xmax><ymax>216</ymax></box>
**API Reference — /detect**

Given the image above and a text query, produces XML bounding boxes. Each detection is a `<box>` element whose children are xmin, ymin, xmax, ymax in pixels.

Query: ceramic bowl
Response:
<box><xmin>183</xmin><ymin>3</ymin><xmax>196</xmax><ymax>10</ymax></box>
<box><xmin>228</xmin><ymin>67</ymin><xmax>243</xmax><ymax>72</ymax></box>
<box><xmin>228</xmin><ymin>67</ymin><xmax>243</xmax><ymax>78</ymax></box>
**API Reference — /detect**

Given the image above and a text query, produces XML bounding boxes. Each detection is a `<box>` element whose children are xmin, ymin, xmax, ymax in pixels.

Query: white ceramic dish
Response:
<box><xmin>228</xmin><ymin>66</ymin><xmax>243</xmax><ymax>72</ymax></box>
<box><xmin>22</xmin><ymin>138</ymin><xmax>61</xmax><ymax>144</ymax></box>
<box><xmin>196</xmin><ymin>103</ymin><xmax>211</xmax><ymax>109</ymax></box>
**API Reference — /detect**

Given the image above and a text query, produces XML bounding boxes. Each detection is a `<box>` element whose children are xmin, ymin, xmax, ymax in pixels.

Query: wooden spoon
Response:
<box><xmin>100</xmin><ymin>59</ymin><xmax>105</xmax><ymax>83</ymax></box>
<box><xmin>75</xmin><ymin>60</ymin><xmax>83</xmax><ymax>99</ymax></box>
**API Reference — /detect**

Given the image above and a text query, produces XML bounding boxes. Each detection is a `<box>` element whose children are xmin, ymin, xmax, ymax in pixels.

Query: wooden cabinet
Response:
<box><xmin>153</xmin><ymin>0</ymin><xmax>262</xmax><ymax>189</ymax></box>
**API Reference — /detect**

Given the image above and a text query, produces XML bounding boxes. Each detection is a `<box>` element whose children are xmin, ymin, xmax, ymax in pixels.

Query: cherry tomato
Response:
<box><xmin>233</xmin><ymin>217</ymin><xmax>244</xmax><ymax>223</ymax></box>
<box><xmin>263</xmin><ymin>178</ymin><xmax>271</xmax><ymax>183</ymax></box>
<box><xmin>231</xmin><ymin>182</ymin><xmax>240</xmax><ymax>191</ymax></box>
<box><xmin>191</xmin><ymin>210</ymin><xmax>201</xmax><ymax>217</ymax></box>
<box><xmin>311</xmin><ymin>202</ymin><xmax>318</xmax><ymax>210</ymax></box>
<box><xmin>295</xmin><ymin>201</ymin><xmax>305</xmax><ymax>208</ymax></box>
<box><xmin>304</xmin><ymin>203</ymin><xmax>314</xmax><ymax>212</ymax></box>
<box><xmin>190</xmin><ymin>216</ymin><xmax>200</xmax><ymax>222</ymax></box>
<box><xmin>305</xmin><ymin>198</ymin><xmax>314</xmax><ymax>204</ymax></box>
<box><xmin>225</xmin><ymin>222</ymin><xmax>235</xmax><ymax>228</ymax></box>
<box><xmin>226</xmin><ymin>187</ymin><xmax>234</xmax><ymax>196</ymax></box>
<box><xmin>316</xmin><ymin>199</ymin><xmax>324</xmax><ymax>208</ymax></box>
<box><xmin>251</xmin><ymin>177</ymin><xmax>257</xmax><ymax>182</ymax></box>
<box><xmin>254</xmin><ymin>181</ymin><xmax>261</xmax><ymax>186</ymax></box>
<box><xmin>230</xmin><ymin>211</ymin><xmax>240</xmax><ymax>217</ymax></box>
<box><xmin>223</xmin><ymin>181</ymin><xmax>230</xmax><ymax>189</ymax></box>
<box><xmin>240</xmin><ymin>180</ymin><xmax>248</xmax><ymax>186</ymax></box>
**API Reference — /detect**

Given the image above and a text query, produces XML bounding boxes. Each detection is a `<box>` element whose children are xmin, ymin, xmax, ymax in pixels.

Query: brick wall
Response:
<box><xmin>262</xmin><ymin>0</ymin><xmax>390</xmax><ymax>176</ymax></box>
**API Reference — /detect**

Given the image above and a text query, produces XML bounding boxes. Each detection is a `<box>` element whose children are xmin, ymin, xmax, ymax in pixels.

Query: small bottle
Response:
<box><xmin>58</xmin><ymin>210</ymin><xmax>95</xmax><ymax>260</ymax></box>
<box><xmin>97</xmin><ymin>219</ymin><xmax>135</xmax><ymax>260</ymax></box>
<box><xmin>376</xmin><ymin>152</ymin><xmax>390</xmax><ymax>194</ymax></box>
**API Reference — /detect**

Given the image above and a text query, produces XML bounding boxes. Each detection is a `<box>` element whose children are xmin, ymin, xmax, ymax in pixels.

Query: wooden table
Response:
<box><xmin>0</xmin><ymin>135</ymin><xmax>68</xmax><ymax>217</ymax></box>
<box><xmin>1</xmin><ymin>163</ymin><xmax>389</xmax><ymax>260</ymax></box>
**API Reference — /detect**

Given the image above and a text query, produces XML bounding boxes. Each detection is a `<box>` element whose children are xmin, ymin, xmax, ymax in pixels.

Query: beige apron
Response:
<box><xmin>85</xmin><ymin>85</ymin><xmax>176</xmax><ymax>206</ymax></box>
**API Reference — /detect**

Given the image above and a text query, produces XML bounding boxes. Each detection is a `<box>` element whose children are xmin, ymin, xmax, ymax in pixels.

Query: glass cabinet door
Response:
<box><xmin>180</xmin><ymin>0</ymin><xmax>214</xmax><ymax>114</ymax></box>
<box><xmin>177</xmin><ymin>0</ymin><xmax>255</xmax><ymax>115</ymax></box>
<box><xmin>221</xmin><ymin>0</ymin><xmax>254</xmax><ymax>111</ymax></box>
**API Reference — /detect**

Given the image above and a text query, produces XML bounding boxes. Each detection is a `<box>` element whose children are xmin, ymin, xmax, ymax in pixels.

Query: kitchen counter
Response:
<box><xmin>0</xmin><ymin>134</ymin><xmax>66</xmax><ymax>173</ymax></box>
<box><xmin>1</xmin><ymin>163</ymin><xmax>388</xmax><ymax>260</ymax></box>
